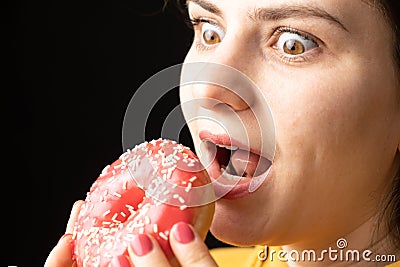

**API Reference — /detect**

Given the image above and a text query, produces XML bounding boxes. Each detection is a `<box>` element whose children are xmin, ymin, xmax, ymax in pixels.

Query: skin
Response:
<box><xmin>46</xmin><ymin>0</ymin><xmax>400</xmax><ymax>266</ymax></box>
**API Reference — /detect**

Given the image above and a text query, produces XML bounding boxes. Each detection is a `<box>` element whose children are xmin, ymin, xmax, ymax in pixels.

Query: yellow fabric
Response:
<box><xmin>210</xmin><ymin>246</ymin><xmax>287</xmax><ymax>267</ymax></box>
<box><xmin>210</xmin><ymin>246</ymin><xmax>399</xmax><ymax>267</ymax></box>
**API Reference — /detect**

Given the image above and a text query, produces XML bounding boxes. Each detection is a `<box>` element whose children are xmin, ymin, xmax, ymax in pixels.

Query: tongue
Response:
<box><xmin>230</xmin><ymin>149</ymin><xmax>270</xmax><ymax>177</ymax></box>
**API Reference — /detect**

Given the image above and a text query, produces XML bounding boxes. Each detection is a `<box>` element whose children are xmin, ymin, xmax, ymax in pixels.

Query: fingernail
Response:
<box><xmin>57</xmin><ymin>233</ymin><xmax>72</xmax><ymax>245</ymax></box>
<box><xmin>131</xmin><ymin>234</ymin><xmax>153</xmax><ymax>256</ymax></box>
<box><xmin>173</xmin><ymin>222</ymin><xmax>195</xmax><ymax>244</ymax></box>
<box><xmin>111</xmin><ymin>254</ymin><xmax>131</xmax><ymax>267</ymax></box>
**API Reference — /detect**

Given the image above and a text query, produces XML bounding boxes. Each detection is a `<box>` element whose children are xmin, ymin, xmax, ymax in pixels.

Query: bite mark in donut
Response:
<box><xmin>72</xmin><ymin>139</ymin><xmax>215</xmax><ymax>267</ymax></box>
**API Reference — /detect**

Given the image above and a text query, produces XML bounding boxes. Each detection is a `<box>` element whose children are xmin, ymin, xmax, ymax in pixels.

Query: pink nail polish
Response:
<box><xmin>173</xmin><ymin>222</ymin><xmax>195</xmax><ymax>244</ymax></box>
<box><xmin>131</xmin><ymin>234</ymin><xmax>153</xmax><ymax>256</ymax></box>
<box><xmin>111</xmin><ymin>254</ymin><xmax>131</xmax><ymax>267</ymax></box>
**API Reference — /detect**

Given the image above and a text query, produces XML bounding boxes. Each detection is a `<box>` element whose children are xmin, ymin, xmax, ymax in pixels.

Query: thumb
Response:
<box><xmin>44</xmin><ymin>234</ymin><xmax>76</xmax><ymax>267</ymax></box>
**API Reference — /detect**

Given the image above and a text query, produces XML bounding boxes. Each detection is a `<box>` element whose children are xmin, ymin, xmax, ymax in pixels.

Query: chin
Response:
<box><xmin>209</xmin><ymin>198</ymin><xmax>273</xmax><ymax>246</ymax></box>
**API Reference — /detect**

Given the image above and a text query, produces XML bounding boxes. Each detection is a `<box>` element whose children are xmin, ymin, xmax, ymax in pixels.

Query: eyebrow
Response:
<box><xmin>186</xmin><ymin>0</ymin><xmax>348</xmax><ymax>32</ymax></box>
<box><xmin>186</xmin><ymin>0</ymin><xmax>222</xmax><ymax>17</ymax></box>
<box><xmin>252</xmin><ymin>6</ymin><xmax>348</xmax><ymax>32</ymax></box>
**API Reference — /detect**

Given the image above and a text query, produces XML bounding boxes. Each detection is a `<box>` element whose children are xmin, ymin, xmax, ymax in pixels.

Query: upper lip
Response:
<box><xmin>199</xmin><ymin>130</ymin><xmax>263</xmax><ymax>156</ymax></box>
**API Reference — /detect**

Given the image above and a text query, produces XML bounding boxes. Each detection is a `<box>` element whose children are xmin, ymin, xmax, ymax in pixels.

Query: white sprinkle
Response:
<box><xmin>189</xmin><ymin>176</ymin><xmax>197</xmax><ymax>182</ymax></box>
<box><xmin>120</xmin><ymin>211</ymin><xmax>127</xmax><ymax>217</ymax></box>
<box><xmin>101</xmin><ymin>164</ymin><xmax>110</xmax><ymax>175</ymax></box>
<box><xmin>113</xmin><ymin>162</ymin><xmax>124</xmax><ymax>169</ymax></box>
<box><xmin>123</xmin><ymin>180</ymin><xmax>128</xmax><ymax>190</ymax></box>
<box><xmin>145</xmin><ymin>216</ymin><xmax>151</xmax><ymax>224</ymax></box>
<box><xmin>185</xmin><ymin>182</ymin><xmax>192</xmax><ymax>192</ymax></box>
<box><xmin>159</xmin><ymin>231</ymin><xmax>168</xmax><ymax>240</ymax></box>
<box><xmin>180</xmin><ymin>205</ymin><xmax>188</xmax><ymax>210</ymax></box>
<box><xmin>178</xmin><ymin>196</ymin><xmax>185</xmax><ymax>204</ymax></box>
<box><xmin>173</xmin><ymin>194</ymin><xmax>179</xmax><ymax>199</ymax></box>
<box><xmin>119</xmin><ymin>151</ymin><xmax>130</xmax><ymax>160</ymax></box>
<box><xmin>102</xmin><ymin>210</ymin><xmax>111</xmax><ymax>217</ymax></box>
<box><xmin>139</xmin><ymin>227</ymin><xmax>144</xmax><ymax>234</ymax></box>
<box><xmin>153</xmin><ymin>224</ymin><xmax>158</xmax><ymax>233</ymax></box>
<box><xmin>113</xmin><ymin>192</ymin><xmax>121</xmax><ymax>198</ymax></box>
<box><xmin>126</xmin><ymin>204</ymin><xmax>135</xmax><ymax>210</ymax></box>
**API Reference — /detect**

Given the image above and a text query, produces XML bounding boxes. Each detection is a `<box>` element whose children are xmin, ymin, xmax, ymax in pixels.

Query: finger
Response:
<box><xmin>66</xmin><ymin>200</ymin><xmax>84</xmax><ymax>233</ymax></box>
<box><xmin>170</xmin><ymin>222</ymin><xmax>218</xmax><ymax>267</ymax></box>
<box><xmin>128</xmin><ymin>234</ymin><xmax>171</xmax><ymax>267</ymax></box>
<box><xmin>44</xmin><ymin>234</ymin><xmax>76</xmax><ymax>267</ymax></box>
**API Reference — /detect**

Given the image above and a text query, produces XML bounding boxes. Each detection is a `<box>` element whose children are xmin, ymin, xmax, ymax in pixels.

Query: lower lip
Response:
<box><xmin>206</xmin><ymin>153</ymin><xmax>265</xmax><ymax>200</ymax></box>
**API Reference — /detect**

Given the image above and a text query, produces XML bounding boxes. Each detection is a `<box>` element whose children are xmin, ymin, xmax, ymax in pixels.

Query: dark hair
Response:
<box><xmin>368</xmin><ymin>1</ymin><xmax>400</xmax><ymax>73</ymax></box>
<box><xmin>165</xmin><ymin>0</ymin><xmax>400</xmax><ymax>250</ymax></box>
<box><xmin>371</xmin><ymin>0</ymin><xmax>400</xmax><ymax>250</ymax></box>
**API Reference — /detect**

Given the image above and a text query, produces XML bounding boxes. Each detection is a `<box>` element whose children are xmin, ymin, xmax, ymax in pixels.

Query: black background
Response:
<box><xmin>5</xmin><ymin>0</ymin><xmax>230</xmax><ymax>266</ymax></box>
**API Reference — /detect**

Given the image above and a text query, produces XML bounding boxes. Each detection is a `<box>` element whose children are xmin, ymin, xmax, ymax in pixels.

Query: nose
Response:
<box><xmin>181</xmin><ymin>62</ymin><xmax>256</xmax><ymax>111</ymax></box>
<box><xmin>192</xmin><ymin>83</ymin><xmax>249</xmax><ymax>110</ymax></box>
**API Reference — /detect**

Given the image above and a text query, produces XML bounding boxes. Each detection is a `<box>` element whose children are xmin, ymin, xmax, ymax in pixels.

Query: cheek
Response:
<box><xmin>278</xmin><ymin>66</ymin><xmax>396</xmax><ymax>196</ymax></box>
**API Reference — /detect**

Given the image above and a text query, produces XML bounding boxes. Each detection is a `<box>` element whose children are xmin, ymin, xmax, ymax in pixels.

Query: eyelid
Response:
<box><xmin>189</xmin><ymin>17</ymin><xmax>217</xmax><ymax>27</ymax></box>
<box><xmin>273</xmin><ymin>26</ymin><xmax>322</xmax><ymax>46</ymax></box>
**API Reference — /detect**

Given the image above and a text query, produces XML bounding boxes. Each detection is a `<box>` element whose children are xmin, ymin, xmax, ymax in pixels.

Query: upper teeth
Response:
<box><xmin>216</xmin><ymin>144</ymin><xmax>239</xmax><ymax>151</ymax></box>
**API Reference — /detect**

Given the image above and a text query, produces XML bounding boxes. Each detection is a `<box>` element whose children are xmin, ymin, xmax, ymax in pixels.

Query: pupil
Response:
<box><xmin>284</xmin><ymin>40</ymin><xmax>304</xmax><ymax>54</ymax></box>
<box><xmin>287</xmin><ymin>40</ymin><xmax>296</xmax><ymax>51</ymax></box>
<box><xmin>204</xmin><ymin>30</ymin><xmax>219</xmax><ymax>44</ymax></box>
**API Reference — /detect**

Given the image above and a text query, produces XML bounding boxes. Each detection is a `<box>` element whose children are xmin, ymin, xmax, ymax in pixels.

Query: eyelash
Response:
<box><xmin>188</xmin><ymin>17</ymin><xmax>321</xmax><ymax>63</ymax></box>
<box><xmin>188</xmin><ymin>17</ymin><xmax>210</xmax><ymax>27</ymax></box>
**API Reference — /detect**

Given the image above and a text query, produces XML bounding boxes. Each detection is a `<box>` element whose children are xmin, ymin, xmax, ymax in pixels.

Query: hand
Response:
<box><xmin>44</xmin><ymin>200</ymin><xmax>84</xmax><ymax>267</ymax></box>
<box><xmin>124</xmin><ymin>222</ymin><xmax>218</xmax><ymax>267</ymax></box>
<box><xmin>45</xmin><ymin>201</ymin><xmax>217</xmax><ymax>267</ymax></box>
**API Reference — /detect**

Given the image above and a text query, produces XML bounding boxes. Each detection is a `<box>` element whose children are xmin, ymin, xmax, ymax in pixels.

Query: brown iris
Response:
<box><xmin>283</xmin><ymin>39</ymin><xmax>305</xmax><ymax>55</ymax></box>
<box><xmin>203</xmin><ymin>29</ymin><xmax>221</xmax><ymax>45</ymax></box>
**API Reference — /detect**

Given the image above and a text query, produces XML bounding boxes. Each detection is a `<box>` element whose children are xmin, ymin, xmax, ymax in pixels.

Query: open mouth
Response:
<box><xmin>214</xmin><ymin>143</ymin><xmax>271</xmax><ymax>181</ymax></box>
<box><xmin>199</xmin><ymin>131</ymin><xmax>273</xmax><ymax>196</ymax></box>
<box><xmin>200</xmin><ymin>131</ymin><xmax>272</xmax><ymax>184</ymax></box>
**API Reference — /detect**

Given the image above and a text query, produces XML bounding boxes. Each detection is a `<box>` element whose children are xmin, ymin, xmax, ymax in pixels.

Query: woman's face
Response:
<box><xmin>180</xmin><ymin>0</ymin><xmax>400</xmax><ymax>248</ymax></box>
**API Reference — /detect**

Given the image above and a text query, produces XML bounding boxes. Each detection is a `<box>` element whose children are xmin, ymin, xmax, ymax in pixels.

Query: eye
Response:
<box><xmin>201</xmin><ymin>22</ymin><xmax>225</xmax><ymax>46</ymax></box>
<box><xmin>275</xmin><ymin>31</ymin><xmax>318</xmax><ymax>56</ymax></box>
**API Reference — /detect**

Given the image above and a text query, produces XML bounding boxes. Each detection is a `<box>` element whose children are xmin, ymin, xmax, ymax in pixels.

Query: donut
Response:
<box><xmin>72</xmin><ymin>138</ymin><xmax>215</xmax><ymax>267</ymax></box>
